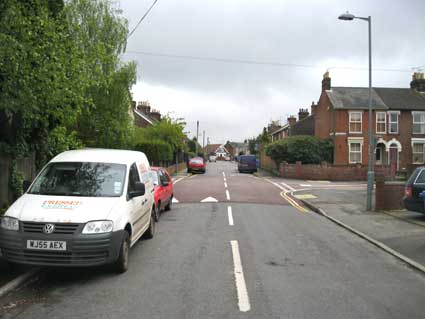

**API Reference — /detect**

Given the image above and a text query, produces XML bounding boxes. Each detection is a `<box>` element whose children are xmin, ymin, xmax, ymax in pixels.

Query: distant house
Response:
<box><xmin>204</xmin><ymin>143</ymin><xmax>231</xmax><ymax>159</ymax></box>
<box><xmin>270</xmin><ymin>104</ymin><xmax>316</xmax><ymax>142</ymax></box>
<box><xmin>133</xmin><ymin>101</ymin><xmax>162</xmax><ymax>128</ymax></box>
<box><xmin>315</xmin><ymin>71</ymin><xmax>425</xmax><ymax>172</ymax></box>
<box><xmin>229</xmin><ymin>142</ymin><xmax>249</xmax><ymax>156</ymax></box>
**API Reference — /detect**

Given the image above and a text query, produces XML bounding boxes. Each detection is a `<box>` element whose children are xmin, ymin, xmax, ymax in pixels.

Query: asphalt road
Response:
<box><xmin>1</xmin><ymin>162</ymin><xmax>425</xmax><ymax>318</ymax></box>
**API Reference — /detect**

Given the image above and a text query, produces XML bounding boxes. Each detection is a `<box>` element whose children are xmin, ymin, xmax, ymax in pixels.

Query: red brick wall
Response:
<box><xmin>277</xmin><ymin>161</ymin><xmax>392</xmax><ymax>181</ymax></box>
<box><xmin>314</xmin><ymin>92</ymin><xmax>332</xmax><ymax>139</ymax></box>
<box><xmin>375</xmin><ymin>178</ymin><xmax>405</xmax><ymax>210</ymax></box>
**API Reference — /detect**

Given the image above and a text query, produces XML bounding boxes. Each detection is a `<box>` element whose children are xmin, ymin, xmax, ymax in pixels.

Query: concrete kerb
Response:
<box><xmin>0</xmin><ymin>268</ymin><xmax>40</xmax><ymax>299</ymax></box>
<box><xmin>297</xmin><ymin>197</ymin><xmax>425</xmax><ymax>275</ymax></box>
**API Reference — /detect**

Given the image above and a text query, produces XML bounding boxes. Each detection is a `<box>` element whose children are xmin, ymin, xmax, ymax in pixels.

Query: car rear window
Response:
<box><xmin>190</xmin><ymin>158</ymin><xmax>203</xmax><ymax>164</ymax></box>
<box><xmin>414</xmin><ymin>169</ymin><xmax>425</xmax><ymax>184</ymax></box>
<box><xmin>240</xmin><ymin>156</ymin><xmax>256</xmax><ymax>164</ymax></box>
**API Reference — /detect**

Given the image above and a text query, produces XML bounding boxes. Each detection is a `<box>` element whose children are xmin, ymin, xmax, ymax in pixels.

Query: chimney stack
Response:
<box><xmin>137</xmin><ymin>101</ymin><xmax>151</xmax><ymax>114</ymax></box>
<box><xmin>298</xmin><ymin>108</ymin><xmax>309</xmax><ymax>121</ymax></box>
<box><xmin>411</xmin><ymin>72</ymin><xmax>425</xmax><ymax>92</ymax></box>
<box><xmin>150</xmin><ymin>109</ymin><xmax>161</xmax><ymax>122</ymax></box>
<box><xmin>287</xmin><ymin>116</ymin><xmax>296</xmax><ymax>126</ymax></box>
<box><xmin>310</xmin><ymin>101</ymin><xmax>318</xmax><ymax>116</ymax></box>
<box><xmin>322</xmin><ymin>71</ymin><xmax>331</xmax><ymax>91</ymax></box>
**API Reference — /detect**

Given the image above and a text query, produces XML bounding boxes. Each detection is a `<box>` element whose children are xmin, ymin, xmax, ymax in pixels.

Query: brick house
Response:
<box><xmin>133</xmin><ymin>101</ymin><xmax>162</xmax><ymax>128</ymax></box>
<box><xmin>315</xmin><ymin>72</ymin><xmax>425</xmax><ymax>172</ymax></box>
<box><xmin>270</xmin><ymin>105</ymin><xmax>316</xmax><ymax>142</ymax></box>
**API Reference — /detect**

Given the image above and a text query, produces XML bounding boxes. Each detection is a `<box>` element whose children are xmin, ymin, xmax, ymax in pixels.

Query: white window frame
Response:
<box><xmin>349</xmin><ymin>111</ymin><xmax>362</xmax><ymax>134</ymax></box>
<box><xmin>412</xmin><ymin>143</ymin><xmax>424</xmax><ymax>164</ymax></box>
<box><xmin>376</xmin><ymin>112</ymin><xmax>386</xmax><ymax>134</ymax></box>
<box><xmin>412</xmin><ymin>111</ymin><xmax>425</xmax><ymax>134</ymax></box>
<box><xmin>388</xmin><ymin>111</ymin><xmax>399</xmax><ymax>134</ymax></box>
<box><xmin>348</xmin><ymin>138</ymin><xmax>363</xmax><ymax>164</ymax></box>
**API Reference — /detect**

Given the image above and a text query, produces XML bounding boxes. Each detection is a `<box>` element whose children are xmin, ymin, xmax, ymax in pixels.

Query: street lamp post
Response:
<box><xmin>338</xmin><ymin>11</ymin><xmax>374</xmax><ymax>210</ymax></box>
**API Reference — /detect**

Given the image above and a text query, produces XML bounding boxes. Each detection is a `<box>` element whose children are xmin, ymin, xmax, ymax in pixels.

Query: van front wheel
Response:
<box><xmin>144</xmin><ymin>209</ymin><xmax>155</xmax><ymax>239</ymax></box>
<box><xmin>114</xmin><ymin>231</ymin><xmax>130</xmax><ymax>274</ymax></box>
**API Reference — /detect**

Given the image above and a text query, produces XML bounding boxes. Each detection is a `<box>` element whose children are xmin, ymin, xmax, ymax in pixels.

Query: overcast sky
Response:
<box><xmin>119</xmin><ymin>0</ymin><xmax>425</xmax><ymax>144</ymax></box>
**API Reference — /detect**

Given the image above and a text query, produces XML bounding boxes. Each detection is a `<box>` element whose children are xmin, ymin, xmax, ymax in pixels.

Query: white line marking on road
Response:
<box><xmin>173</xmin><ymin>177</ymin><xmax>183</xmax><ymax>184</ymax></box>
<box><xmin>226</xmin><ymin>190</ymin><xmax>231</xmax><ymax>201</ymax></box>
<box><xmin>222</xmin><ymin>172</ymin><xmax>226</xmax><ymax>178</ymax></box>
<box><xmin>172</xmin><ymin>197</ymin><xmax>179</xmax><ymax>203</ymax></box>
<box><xmin>228</xmin><ymin>206</ymin><xmax>234</xmax><ymax>226</ymax></box>
<box><xmin>281</xmin><ymin>182</ymin><xmax>296</xmax><ymax>192</ymax></box>
<box><xmin>300</xmin><ymin>184</ymin><xmax>312</xmax><ymax>187</ymax></box>
<box><xmin>201</xmin><ymin>197</ymin><xmax>218</xmax><ymax>203</ymax></box>
<box><xmin>224</xmin><ymin>182</ymin><xmax>228</xmax><ymax>188</ymax></box>
<box><xmin>224</xmin><ymin>177</ymin><xmax>227</xmax><ymax>182</ymax></box>
<box><xmin>230</xmin><ymin>240</ymin><xmax>251</xmax><ymax>312</ymax></box>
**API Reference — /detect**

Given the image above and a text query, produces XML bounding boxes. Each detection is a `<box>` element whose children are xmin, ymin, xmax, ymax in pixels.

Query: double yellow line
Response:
<box><xmin>265</xmin><ymin>179</ymin><xmax>308</xmax><ymax>213</ymax></box>
<box><xmin>279</xmin><ymin>190</ymin><xmax>308</xmax><ymax>213</ymax></box>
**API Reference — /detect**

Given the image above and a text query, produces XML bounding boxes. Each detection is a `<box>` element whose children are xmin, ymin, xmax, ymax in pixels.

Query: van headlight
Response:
<box><xmin>82</xmin><ymin>220</ymin><xmax>113</xmax><ymax>234</ymax></box>
<box><xmin>1</xmin><ymin>216</ymin><xmax>19</xmax><ymax>231</ymax></box>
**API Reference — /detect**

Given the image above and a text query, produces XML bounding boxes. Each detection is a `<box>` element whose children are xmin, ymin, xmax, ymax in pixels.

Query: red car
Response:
<box><xmin>187</xmin><ymin>157</ymin><xmax>206</xmax><ymax>174</ymax></box>
<box><xmin>151</xmin><ymin>167</ymin><xmax>174</xmax><ymax>221</ymax></box>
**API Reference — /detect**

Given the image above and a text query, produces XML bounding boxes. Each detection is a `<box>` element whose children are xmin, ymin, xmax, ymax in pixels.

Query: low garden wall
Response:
<box><xmin>375</xmin><ymin>177</ymin><xmax>405</xmax><ymax>210</ymax></box>
<box><xmin>278</xmin><ymin>161</ymin><xmax>392</xmax><ymax>181</ymax></box>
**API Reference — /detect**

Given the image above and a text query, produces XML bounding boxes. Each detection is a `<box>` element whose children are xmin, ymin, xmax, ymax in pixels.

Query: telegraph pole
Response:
<box><xmin>196</xmin><ymin>121</ymin><xmax>199</xmax><ymax>155</ymax></box>
<box><xmin>202</xmin><ymin>131</ymin><xmax>205</xmax><ymax>149</ymax></box>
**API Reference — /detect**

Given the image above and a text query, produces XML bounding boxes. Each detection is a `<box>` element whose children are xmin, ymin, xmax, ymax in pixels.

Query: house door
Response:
<box><xmin>389</xmin><ymin>144</ymin><xmax>398</xmax><ymax>175</ymax></box>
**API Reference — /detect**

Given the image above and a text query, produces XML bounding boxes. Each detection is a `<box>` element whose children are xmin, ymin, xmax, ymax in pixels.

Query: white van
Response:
<box><xmin>0</xmin><ymin>149</ymin><xmax>155</xmax><ymax>273</ymax></box>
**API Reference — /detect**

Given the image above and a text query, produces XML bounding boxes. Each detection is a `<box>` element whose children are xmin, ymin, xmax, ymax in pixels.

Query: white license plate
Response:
<box><xmin>27</xmin><ymin>240</ymin><xmax>67</xmax><ymax>251</ymax></box>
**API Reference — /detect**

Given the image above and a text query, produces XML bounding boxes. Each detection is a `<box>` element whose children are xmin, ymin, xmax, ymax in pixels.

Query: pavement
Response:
<box><xmin>1</xmin><ymin>161</ymin><xmax>424</xmax><ymax>318</ymax></box>
<box><xmin>264</xmin><ymin>172</ymin><xmax>425</xmax><ymax>268</ymax></box>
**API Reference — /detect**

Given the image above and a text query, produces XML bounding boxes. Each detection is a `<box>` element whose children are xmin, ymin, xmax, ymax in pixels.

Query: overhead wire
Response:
<box><xmin>124</xmin><ymin>50</ymin><xmax>413</xmax><ymax>73</ymax></box>
<box><xmin>127</xmin><ymin>0</ymin><xmax>159</xmax><ymax>39</ymax></box>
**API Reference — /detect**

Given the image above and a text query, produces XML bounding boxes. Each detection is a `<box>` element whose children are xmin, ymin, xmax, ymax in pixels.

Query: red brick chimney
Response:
<box><xmin>150</xmin><ymin>109</ymin><xmax>161</xmax><ymax>122</ymax></box>
<box><xmin>298</xmin><ymin>108</ymin><xmax>309</xmax><ymax>121</ymax></box>
<box><xmin>287</xmin><ymin>116</ymin><xmax>296</xmax><ymax>126</ymax></box>
<box><xmin>310</xmin><ymin>101</ymin><xmax>318</xmax><ymax>116</ymax></box>
<box><xmin>137</xmin><ymin>101</ymin><xmax>151</xmax><ymax>114</ymax></box>
<box><xmin>411</xmin><ymin>72</ymin><xmax>425</xmax><ymax>92</ymax></box>
<box><xmin>322</xmin><ymin>71</ymin><xmax>331</xmax><ymax>91</ymax></box>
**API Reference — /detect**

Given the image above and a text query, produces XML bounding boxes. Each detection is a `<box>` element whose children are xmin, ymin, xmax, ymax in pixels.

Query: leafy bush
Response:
<box><xmin>265</xmin><ymin>136</ymin><xmax>333</xmax><ymax>167</ymax></box>
<box><xmin>134</xmin><ymin>140</ymin><xmax>173</xmax><ymax>165</ymax></box>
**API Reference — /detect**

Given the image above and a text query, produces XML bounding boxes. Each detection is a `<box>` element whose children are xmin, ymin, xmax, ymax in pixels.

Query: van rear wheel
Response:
<box><xmin>114</xmin><ymin>231</ymin><xmax>130</xmax><ymax>273</ymax></box>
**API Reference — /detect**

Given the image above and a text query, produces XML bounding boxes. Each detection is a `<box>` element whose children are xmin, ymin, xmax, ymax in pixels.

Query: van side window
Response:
<box><xmin>128</xmin><ymin>163</ymin><xmax>141</xmax><ymax>193</ymax></box>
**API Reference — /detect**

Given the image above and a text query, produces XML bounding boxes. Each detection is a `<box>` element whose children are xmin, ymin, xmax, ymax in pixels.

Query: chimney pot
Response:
<box><xmin>322</xmin><ymin>71</ymin><xmax>331</xmax><ymax>91</ymax></box>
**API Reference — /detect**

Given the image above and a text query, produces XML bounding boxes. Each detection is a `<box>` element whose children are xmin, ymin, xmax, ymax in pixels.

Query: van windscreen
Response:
<box><xmin>28</xmin><ymin>162</ymin><xmax>127</xmax><ymax>197</ymax></box>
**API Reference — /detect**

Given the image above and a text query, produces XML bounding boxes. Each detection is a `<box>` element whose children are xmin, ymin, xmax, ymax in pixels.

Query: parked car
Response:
<box><xmin>402</xmin><ymin>167</ymin><xmax>425</xmax><ymax>213</ymax></box>
<box><xmin>238</xmin><ymin>155</ymin><xmax>258</xmax><ymax>173</ymax></box>
<box><xmin>0</xmin><ymin>149</ymin><xmax>156</xmax><ymax>273</ymax></box>
<box><xmin>209</xmin><ymin>155</ymin><xmax>217</xmax><ymax>162</ymax></box>
<box><xmin>187</xmin><ymin>157</ymin><xmax>206</xmax><ymax>173</ymax></box>
<box><xmin>150</xmin><ymin>167</ymin><xmax>173</xmax><ymax>221</ymax></box>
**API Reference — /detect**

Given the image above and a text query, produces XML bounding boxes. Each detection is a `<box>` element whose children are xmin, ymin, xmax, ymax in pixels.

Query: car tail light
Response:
<box><xmin>405</xmin><ymin>186</ymin><xmax>412</xmax><ymax>198</ymax></box>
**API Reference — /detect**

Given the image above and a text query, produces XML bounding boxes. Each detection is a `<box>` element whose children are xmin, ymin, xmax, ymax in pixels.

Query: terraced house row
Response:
<box><xmin>314</xmin><ymin>72</ymin><xmax>425</xmax><ymax>173</ymax></box>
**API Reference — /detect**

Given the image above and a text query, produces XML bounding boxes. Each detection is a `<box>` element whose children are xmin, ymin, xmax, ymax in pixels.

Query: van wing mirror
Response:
<box><xmin>129</xmin><ymin>182</ymin><xmax>145</xmax><ymax>199</ymax></box>
<box><xmin>23</xmin><ymin>180</ymin><xmax>32</xmax><ymax>193</ymax></box>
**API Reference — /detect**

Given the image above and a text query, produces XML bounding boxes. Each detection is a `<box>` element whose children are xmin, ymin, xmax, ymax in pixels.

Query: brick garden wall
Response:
<box><xmin>375</xmin><ymin>177</ymin><xmax>405</xmax><ymax>210</ymax></box>
<box><xmin>260</xmin><ymin>151</ymin><xmax>392</xmax><ymax>181</ymax></box>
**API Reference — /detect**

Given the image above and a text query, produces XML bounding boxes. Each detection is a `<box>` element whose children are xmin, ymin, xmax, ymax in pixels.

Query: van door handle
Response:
<box><xmin>142</xmin><ymin>199</ymin><xmax>147</xmax><ymax>205</ymax></box>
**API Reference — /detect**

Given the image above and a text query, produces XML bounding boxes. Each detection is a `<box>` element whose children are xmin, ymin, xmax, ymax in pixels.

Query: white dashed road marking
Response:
<box><xmin>230</xmin><ymin>240</ymin><xmax>251</xmax><ymax>312</ymax></box>
<box><xmin>224</xmin><ymin>182</ymin><xmax>228</xmax><ymax>188</ymax></box>
<box><xmin>226</xmin><ymin>190</ymin><xmax>231</xmax><ymax>201</ymax></box>
<box><xmin>228</xmin><ymin>206</ymin><xmax>234</xmax><ymax>226</ymax></box>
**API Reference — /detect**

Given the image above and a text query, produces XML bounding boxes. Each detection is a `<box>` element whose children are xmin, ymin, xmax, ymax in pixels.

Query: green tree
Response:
<box><xmin>0</xmin><ymin>0</ymin><xmax>87</xmax><ymax>165</ymax></box>
<box><xmin>266</xmin><ymin>136</ymin><xmax>333</xmax><ymax>167</ymax></box>
<box><xmin>64</xmin><ymin>0</ymin><xmax>136</xmax><ymax>150</ymax></box>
